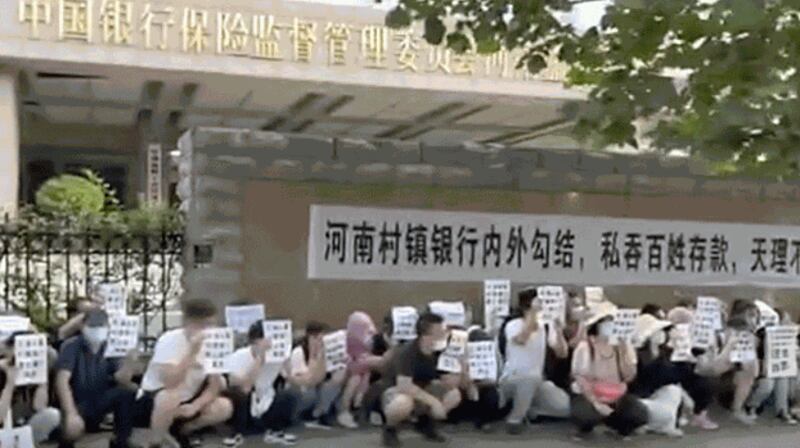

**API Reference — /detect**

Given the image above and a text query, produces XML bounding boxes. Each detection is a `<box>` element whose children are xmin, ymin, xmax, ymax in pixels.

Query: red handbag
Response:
<box><xmin>591</xmin><ymin>381</ymin><xmax>627</xmax><ymax>404</ymax></box>
<box><xmin>587</xmin><ymin>343</ymin><xmax>627</xmax><ymax>404</ymax></box>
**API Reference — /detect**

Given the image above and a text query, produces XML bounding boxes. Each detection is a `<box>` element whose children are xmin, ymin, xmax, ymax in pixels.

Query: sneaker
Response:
<box><xmin>382</xmin><ymin>427</ymin><xmax>402</xmax><ymax>448</ymax></box>
<box><xmin>779</xmin><ymin>412</ymin><xmax>799</xmax><ymax>425</ymax></box>
<box><xmin>414</xmin><ymin>417</ymin><xmax>446</xmax><ymax>443</ymax></box>
<box><xmin>337</xmin><ymin>411</ymin><xmax>359</xmax><ymax>429</ymax></box>
<box><xmin>506</xmin><ymin>422</ymin><xmax>525</xmax><ymax>435</ymax></box>
<box><xmin>264</xmin><ymin>430</ymin><xmax>298</xmax><ymax>446</ymax></box>
<box><xmin>370</xmin><ymin>411</ymin><xmax>384</xmax><ymax>427</ymax></box>
<box><xmin>304</xmin><ymin>418</ymin><xmax>333</xmax><ymax>430</ymax></box>
<box><xmin>691</xmin><ymin>412</ymin><xmax>719</xmax><ymax>431</ymax></box>
<box><xmin>733</xmin><ymin>411</ymin><xmax>756</xmax><ymax>426</ymax></box>
<box><xmin>223</xmin><ymin>434</ymin><xmax>244</xmax><ymax>447</ymax></box>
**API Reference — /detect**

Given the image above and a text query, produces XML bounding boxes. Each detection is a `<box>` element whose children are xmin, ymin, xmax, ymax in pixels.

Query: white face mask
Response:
<box><xmin>83</xmin><ymin>327</ymin><xmax>109</xmax><ymax>347</ymax></box>
<box><xmin>597</xmin><ymin>321</ymin><xmax>614</xmax><ymax>338</ymax></box>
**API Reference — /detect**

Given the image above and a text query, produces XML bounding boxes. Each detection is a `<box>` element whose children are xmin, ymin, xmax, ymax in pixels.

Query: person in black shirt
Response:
<box><xmin>380</xmin><ymin>312</ymin><xmax>452</xmax><ymax>447</ymax></box>
<box><xmin>55</xmin><ymin>309</ymin><xmax>140</xmax><ymax>448</ymax></box>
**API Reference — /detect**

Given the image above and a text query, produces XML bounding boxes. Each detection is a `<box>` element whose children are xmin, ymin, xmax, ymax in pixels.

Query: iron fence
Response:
<box><xmin>0</xmin><ymin>217</ymin><xmax>184</xmax><ymax>338</ymax></box>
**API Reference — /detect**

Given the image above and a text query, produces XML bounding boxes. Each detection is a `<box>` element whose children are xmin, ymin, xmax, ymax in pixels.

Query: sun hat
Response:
<box><xmin>583</xmin><ymin>301</ymin><xmax>618</xmax><ymax>329</ymax></box>
<box><xmin>633</xmin><ymin>313</ymin><xmax>673</xmax><ymax>348</ymax></box>
<box><xmin>667</xmin><ymin>306</ymin><xmax>693</xmax><ymax>325</ymax></box>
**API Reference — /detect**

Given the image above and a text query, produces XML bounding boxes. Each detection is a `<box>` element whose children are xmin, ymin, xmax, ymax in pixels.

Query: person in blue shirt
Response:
<box><xmin>55</xmin><ymin>308</ymin><xmax>140</xmax><ymax>448</ymax></box>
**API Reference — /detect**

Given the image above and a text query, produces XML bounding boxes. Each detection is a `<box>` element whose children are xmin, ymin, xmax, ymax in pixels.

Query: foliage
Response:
<box><xmin>2</xmin><ymin>172</ymin><xmax>185</xmax><ymax>330</ymax></box>
<box><xmin>28</xmin><ymin>170</ymin><xmax>182</xmax><ymax>234</ymax></box>
<box><xmin>389</xmin><ymin>0</ymin><xmax>800</xmax><ymax>179</ymax></box>
<box><xmin>34</xmin><ymin>170</ymin><xmax>109</xmax><ymax>217</ymax></box>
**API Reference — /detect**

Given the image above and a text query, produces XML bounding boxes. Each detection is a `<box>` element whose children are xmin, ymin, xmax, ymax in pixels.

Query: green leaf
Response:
<box><xmin>386</xmin><ymin>7</ymin><xmax>412</xmax><ymax>29</ymax></box>
<box><xmin>446</xmin><ymin>32</ymin><xmax>472</xmax><ymax>54</ymax></box>
<box><xmin>526</xmin><ymin>54</ymin><xmax>547</xmax><ymax>74</ymax></box>
<box><xmin>424</xmin><ymin>16</ymin><xmax>446</xmax><ymax>45</ymax></box>
<box><xmin>476</xmin><ymin>39</ymin><xmax>501</xmax><ymax>55</ymax></box>
<box><xmin>35</xmin><ymin>174</ymin><xmax>105</xmax><ymax>216</ymax></box>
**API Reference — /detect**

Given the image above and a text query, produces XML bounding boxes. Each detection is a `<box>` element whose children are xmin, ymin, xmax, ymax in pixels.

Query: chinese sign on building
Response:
<box><xmin>16</xmin><ymin>0</ymin><xmax>566</xmax><ymax>83</ymax></box>
<box><xmin>308</xmin><ymin>204</ymin><xmax>800</xmax><ymax>286</ymax></box>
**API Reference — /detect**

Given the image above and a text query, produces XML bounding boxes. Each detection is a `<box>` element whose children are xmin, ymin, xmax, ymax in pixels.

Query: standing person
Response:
<box><xmin>0</xmin><ymin>332</ymin><xmax>61</xmax><ymax>444</ymax></box>
<box><xmin>499</xmin><ymin>287</ymin><xmax>570</xmax><ymax>435</ymax></box>
<box><xmin>337</xmin><ymin>312</ymin><xmax>381</xmax><ymax>429</ymax></box>
<box><xmin>570</xmin><ymin>305</ymin><xmax>647</xmax><ymax>440</ymax></box>
<box><xmin>55</xmin><ymin>309</ymin><xmax>140</xmax><ymax>448</ymax></box>
<box><xmin>745</xmin><ymin>307</ymin><xmax>798</xmax><ymax>425</ymax></box>
<box><xmin>225</xmin><ymin>320</ymin><xmax>301</xmax><ymax>447</ymax></box>
<box><xmin>287</xmin><ymin>322</ymin><xmax>345</xmax><ymax>429</ymax></box>
<box><xmin>380</xmin><ymin>312</ymin><xmax>458</xmax><ymax>447</ymax></box>
<box><xmin>136</xmin><ymin>298</ymin><xmax>234</xmax><ymax>448</ymax></box>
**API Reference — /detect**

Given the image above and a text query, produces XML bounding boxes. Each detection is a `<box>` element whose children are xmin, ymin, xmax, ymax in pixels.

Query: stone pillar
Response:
<box><xmin>0</xmin><ymin>72</ymin><xmax>19</xmax><ymax>218</ymax></box>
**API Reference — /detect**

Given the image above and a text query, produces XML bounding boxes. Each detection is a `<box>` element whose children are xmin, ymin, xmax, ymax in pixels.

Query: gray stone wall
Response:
<box><xmin>178</xmin><ymin>127</ymin><xmax>800</xmax><ymax>320</ymax></box>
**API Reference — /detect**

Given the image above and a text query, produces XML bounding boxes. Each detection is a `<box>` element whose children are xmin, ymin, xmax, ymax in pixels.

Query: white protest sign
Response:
<box><xmin>468</xmin><ymin>341</ymin><xmax>498</xmax><ymax>382</ymax></box>
<box><xmin>537</xmin><ymin>286</ymin><xmax>566</xmax><ymax>324</ymax></box>
<box><xmin>755</xmin><ymin>301</ymin><xmax>779</xmax><ymax>329</ymax></box>
<box><xmin>323</xmin><ymin>330</ymin><xmax>348</xmax><ymax>373</ymax></box>
<box><xmin>766</xmin><ymin>325</ymin><xmax>799</xmax><ymax>378</ymax></box>
<box><xmin>669</xmin><ymin>324</ymin><xmax>695</xmax><ymax>362</ymax></box>
<box><xmin>225</xmin><ymin>305</ymin><xmax>266</xmax><ymax>334</ymax></box>
<box><xmin>697</xmin><ymin>297</ymin><xmax>723</xmax><ymax>331</ymax></box>
<box><xmin>730</xmin><ymin>331</ymin><xmax>757</xmax><ymax>363</ymax></box>
<box><xmin>611</xmin><ymin>309</ymin><xmax>640</xmax><ymax>345</ymax></box>
<box><xmin>201</xmin><ymin>328</ymin><xmax>234</xmax><ymax>374</ymax></box>
<box><xmin>262</xmin><ymin>320</ymin><xmax>293</xmax><ymax>363</ymax></box>
<box><xmin>436</xmin><ymin>354</ymin><xmax>462</xmax><ymax>373</ymax></box>
<box><xmin>0</xmin><ymin>418</ymin><xmax>33</xmax><ymax>448</ymax></box>
<box><xmin>105</xmin><ymin>315</ymin><xmax>140</xmax><ymax>358</ymax></box>
<box><xmin>391</xmin><ymin>307</ymin><xmax>419</xmax><ymax>341</ymax></box>
<box><xmin>483</xmin><ymin>280</ymin><xmax>511</xmax><ymax>334</ymax></box>
<box><xmin>446</xmin><ymin>330</ymin><xmax>469</xmax><ymax>357</ymax></box>
<box><xmin>96</xmin><ymin>282</ymin><xmax>127</xmax><ymax>315</ymax></box>
<box><xmin>691</xmin><ymin>299</ymin><xmax>719</xmax><ymax>349</ymax></box>
<box><xmin>13</xmin><ymin>335</ymin><xmax>47</xmax><ymax>386</ymax></box>
<box><xmin>429</xmin><ymin>301</ymin><xmax>466</xmax><ymax>328</ymax></box>
<box><xmin>585</xmin><ymin>287</ymin><xmax>604</xmax><ymax>309</ymax></box>
<box><xmin>437</xmin><ymin>329</ymin><xmax>469</xmax><ymax>373</ymax></box>
<box><xmin>0</xmin><ymin>317</ymin><xmax>30</xmax><ymax>342</ymax></box>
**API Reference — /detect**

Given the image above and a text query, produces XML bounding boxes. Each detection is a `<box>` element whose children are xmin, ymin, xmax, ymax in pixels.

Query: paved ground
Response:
<box><xmin>70</xmin><ymin>411</ymin><xmax>800</xmax><ymax>448</ymax></box>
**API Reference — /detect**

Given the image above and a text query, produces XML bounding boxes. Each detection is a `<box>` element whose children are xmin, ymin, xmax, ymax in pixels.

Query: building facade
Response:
<box><xmin>1</xmin><ymin>0</ymin><xmax>576</xmax><ymax>215</ymax></box>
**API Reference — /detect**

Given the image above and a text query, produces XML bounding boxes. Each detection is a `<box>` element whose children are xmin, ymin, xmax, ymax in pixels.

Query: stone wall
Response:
<box><xmin>179</xmin><ymin>128</ymin><xmax>800</xmax><ymax>326</ymax></box>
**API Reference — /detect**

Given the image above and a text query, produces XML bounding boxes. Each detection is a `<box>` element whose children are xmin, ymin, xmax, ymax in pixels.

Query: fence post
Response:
<box><xmin>141</xmin><ymin>233</ymin><xmax>150</xmax><ymax>338</ymax></box>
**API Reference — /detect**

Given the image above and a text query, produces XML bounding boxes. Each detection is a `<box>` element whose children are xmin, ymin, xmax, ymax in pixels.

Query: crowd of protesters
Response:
<box><xmin>1</xmin><ymin>287</ymin><xmax>799</xmax><ymax>447</ymax></box>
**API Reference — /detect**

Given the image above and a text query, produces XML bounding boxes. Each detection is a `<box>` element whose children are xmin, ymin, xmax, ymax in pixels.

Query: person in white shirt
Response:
<box><xmin>135</xmin><ymin>298</ymin><xmax>234</xmax><ymax>448</ymax></box>
<box><xmin>225</xmin><ymin>320</ymin><xmax>301</xmax><ymax>447</ymax></box>
<box><xmin>499</xmin><ymin>287</ymin><xmax>570</xmax><ymax>435</ymax></box>
<box><xmin>286</xmin><ymin>322</ymin><xmax>345</xmax><ymax>429</ymax></box>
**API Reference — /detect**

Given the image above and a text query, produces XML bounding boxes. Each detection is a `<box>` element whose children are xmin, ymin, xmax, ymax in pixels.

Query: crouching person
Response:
<box><xmin>0</xmin><ymin>332</ymin><xmax>60</xmax><ymax>444</ymax></box>
<box><xmin>381</xmin><ymin>312</ymin><xmax>460</xmax><ymax>447</ymax></box>
<box><xmin>136</xmin><ymin>298</ymin><xmax>234</xmax><ymax>448</ymax></box>
<box><xmin>287</xmin><ymin>322</ymin><xmax>345</xmax><ymax>429</ymax></box>
<box><xmin>570</xmin><ymin>306</ymin><xmax>647</xmax><ymax>440</ymax></box>
<box><xmin>225</xmin><ymin>320</ymin><xmax>300</xmax><ymax>447</ymax></box>
<box><xmin>55</xmin><ymin>309</ymin><xmax>139</xmax><ymax>448</ymax></box>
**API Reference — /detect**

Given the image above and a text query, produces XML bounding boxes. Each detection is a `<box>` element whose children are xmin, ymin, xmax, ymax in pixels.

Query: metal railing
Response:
<box><xmin>0</xmin><ymin>217</ymin><xmax>184</xmax><ymax>337</ymax></box>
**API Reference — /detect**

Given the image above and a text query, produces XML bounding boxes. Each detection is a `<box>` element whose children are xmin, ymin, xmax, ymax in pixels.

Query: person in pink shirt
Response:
<box><xmin>337</xmin><ymin>312</ymin><xmax>382</xmax><ymax>428</ymax></box>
